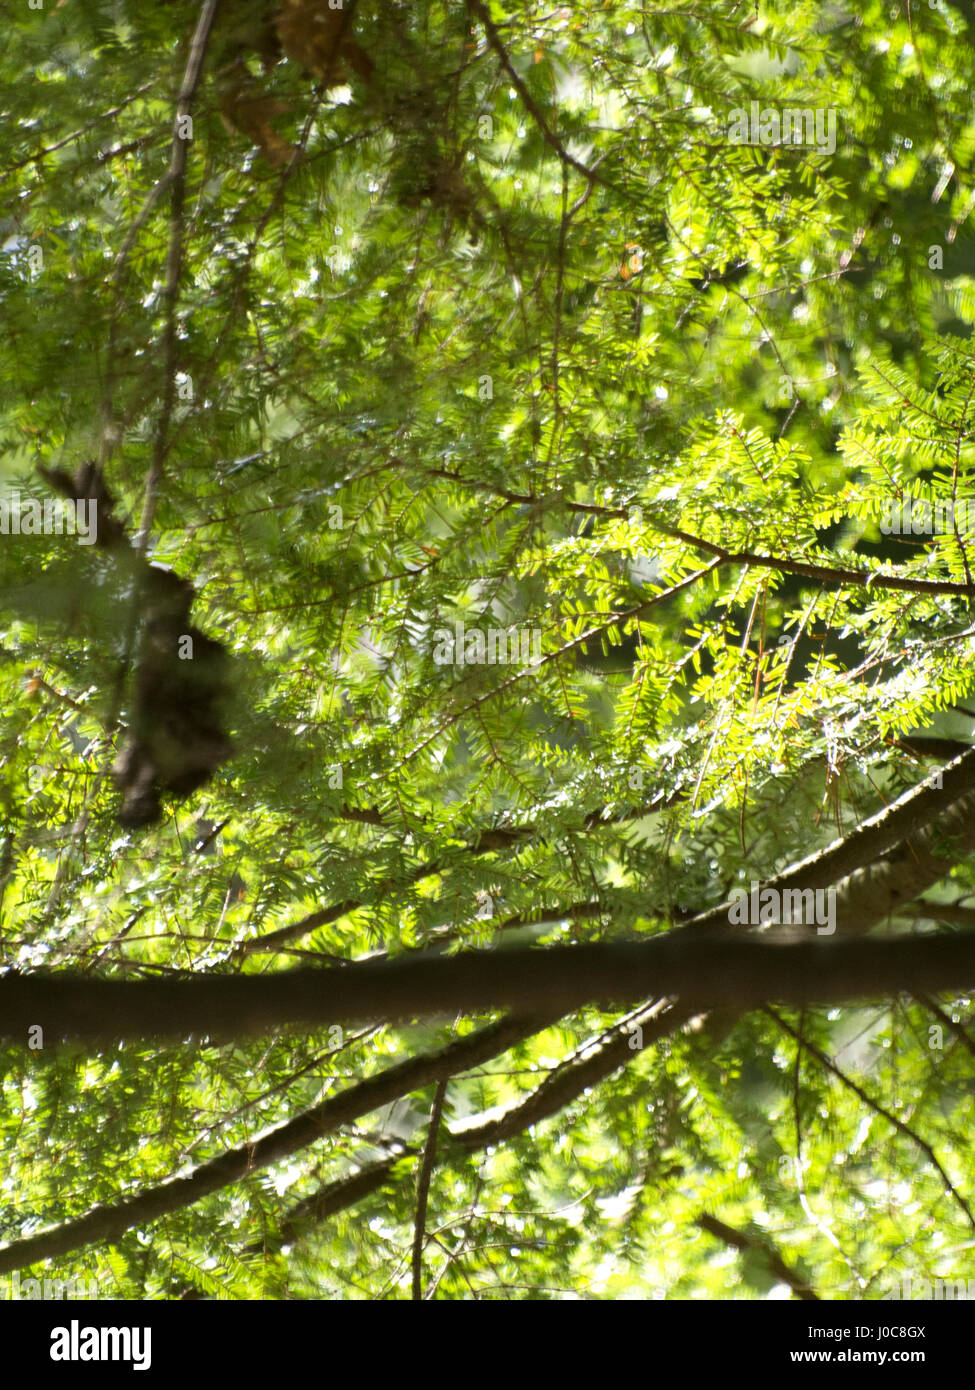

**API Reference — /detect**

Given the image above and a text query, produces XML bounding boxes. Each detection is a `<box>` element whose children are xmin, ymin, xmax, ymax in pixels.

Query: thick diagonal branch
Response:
<box><xmin>0</xmin><ymin>1012</ymin><xmax>551</xmax><ymax>1276</ymax></box>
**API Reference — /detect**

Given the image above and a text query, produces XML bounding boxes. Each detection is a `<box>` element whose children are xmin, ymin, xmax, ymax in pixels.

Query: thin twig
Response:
<box><xmin>412</xmin><ymin>1080</ymin><xmax>449</xmax><ymax>1300</ymax></box>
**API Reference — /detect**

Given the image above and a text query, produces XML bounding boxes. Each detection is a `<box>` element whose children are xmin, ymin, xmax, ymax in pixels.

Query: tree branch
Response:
<box><xmin>136</xmin><ymin>0</ymin><xmax>221</xmax><ymax>553</ymax></box>
<box><xmin>4</xmin><ymin>930</ymin><xmax>975</xmax><ymax>1050</ymax></box>
<box><xmin>695</xmin><ymin>1213</ymin><xmax>820</xmax><ymax>1300</ymax></box>
<box><xmin>766</xmin><ymin>1006</ymin><xmax>975</xmax><ymax>1229</ymax></box>
<box><xmin>411</xmin><ymin>1080</ymin><xmax>448</xmax><ymax>1300</ymax></box>
<box><xmin>0</xmin><ymin>1011</ymin><xmax>551</xmax><ymax>1276</ymax></box>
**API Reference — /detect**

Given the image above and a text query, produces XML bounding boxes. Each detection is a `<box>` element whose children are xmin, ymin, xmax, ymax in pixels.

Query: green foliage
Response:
<box><xmin>1</xmin><ymin>0</ymin><xmax>974</xmax><ymax>1300</ymax></box>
